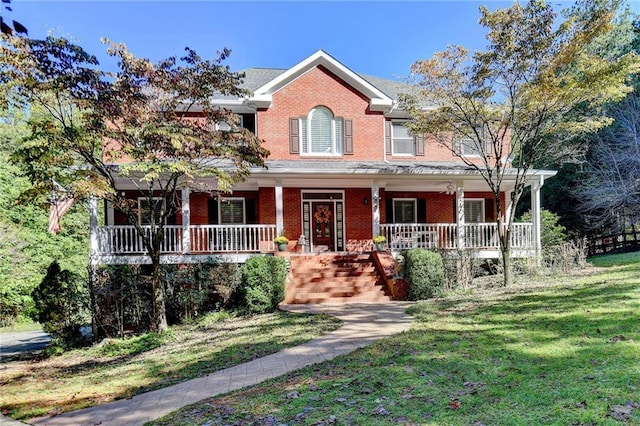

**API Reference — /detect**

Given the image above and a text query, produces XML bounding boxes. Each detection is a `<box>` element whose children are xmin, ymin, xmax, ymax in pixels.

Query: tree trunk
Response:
<box><xmin>501</xmin><ymin>246</ymin><xmax>513</xmax><ymax>287</ymax></box>
<box><xmin>150</xmin><ymin>255</ymin><xmax>168</xmax><ymax>332</ymax></box>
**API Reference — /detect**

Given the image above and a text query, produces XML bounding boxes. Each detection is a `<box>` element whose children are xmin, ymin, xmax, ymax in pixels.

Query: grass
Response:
<box><xmin>0</xmin><ymin>310</ymin><xmax>342</xmax><ymax>420</ymax></box>
<box><xmin>150</xmin><ymin>252</ymin><xmax>640</xmax><ymax>426</ymax></box>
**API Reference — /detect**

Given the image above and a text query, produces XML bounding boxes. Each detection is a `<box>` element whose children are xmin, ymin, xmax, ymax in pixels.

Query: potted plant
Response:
<box><xmin>373</xmin><ymin>235</ymin><xmax>387</xmax><ymax>251</ymax></box>
<box><xmin>274</xmin><ymin>235</ymin><xmax>289</xmax><ymax>251</ymax></box>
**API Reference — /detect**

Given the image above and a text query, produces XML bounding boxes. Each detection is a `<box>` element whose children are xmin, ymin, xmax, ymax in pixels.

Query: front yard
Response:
<box><xmin>0</xmin><ymin>311</ymin><xmax>341</xmax><ymax>420</ymax></box>
<box><xmin>150</xmin><ymin>252</ymin><xmax>640</xmax><ymax>425</ymax></box>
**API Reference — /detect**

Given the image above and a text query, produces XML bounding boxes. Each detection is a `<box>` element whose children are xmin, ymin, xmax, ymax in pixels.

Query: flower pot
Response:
<box><xmin>278</xmin><ymin>243</ymin><xmax>287</xmax><ymax>252</ymax></box>
<box><xmin>375</xmin><ymin>243</ymin><xmax>385</xmax><ymax>251</ymax></box>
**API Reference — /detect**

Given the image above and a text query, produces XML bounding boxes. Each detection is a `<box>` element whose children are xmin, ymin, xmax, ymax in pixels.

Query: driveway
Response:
<box><xmin>0</xmin><ymin>330</ymin><xmax>50</xmax><ymax>362</ymax></box>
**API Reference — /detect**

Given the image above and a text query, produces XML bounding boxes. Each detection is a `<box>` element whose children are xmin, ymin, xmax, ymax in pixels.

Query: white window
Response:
<box><xmin>392</xmin><ymin>122</ymin><xmax>414</xmax><ymax>155</ymax></box>
<box><xmin>393</xmin><ymin>199</ymin><xmax>417</xmax><ymax>223</ymax></box>
<box><xmin>138</xmin><ymin>197</ymin><xmax>165</xmax><ymax>225</ymax></box>
<box><xmin>301</xmin><ymin>106</ymin><xmax>343</xmax><ymax>156</ymax></box>
<box><xmin>464</xmin><ymin>199</ymin><xmax>485</xmax><ymax>223</ymax></box>
<box><xmin>456</xmin><ymin>125</ymin><xmax>492</xmax><ymax>157</ymax></box>
<box><xmin>219</xmin><ymin>198</ymin><xmax>245</xmax><ymax>224</ymax></box>
<box><xmin>215</xmin><ymin>115</ymin><xmax>243</xmax><ymax>132</ymax></box>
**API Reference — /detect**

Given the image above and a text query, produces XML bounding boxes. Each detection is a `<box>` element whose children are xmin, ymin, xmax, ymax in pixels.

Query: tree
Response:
<box><xmin>1</xmin><ymin>36</ymin><xmax>269</xmax><ymax>332</ymax></box>
<box><xmin>576</xmin><ymin>89</ymin><xmax>640</xmax><ymax>232</ymax></box>
<box><xmin>403</xmin><ymin>0</ymin><xmax>638</xmax><ymax>285</ymax></box>
<box><xmin>32</xmin><ymin>261</ymin><xmax>88</xmax><ymax>348</ymax></box>
<box><xmin>0</xmin><ymin>0</ymin><xmax>27</xmax><ymax>36</ymax></box>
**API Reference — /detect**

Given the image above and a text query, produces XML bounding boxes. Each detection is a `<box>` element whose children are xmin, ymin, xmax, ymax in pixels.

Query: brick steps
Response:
<box><xmin>285</xmin><ymin>253</ymin><xmax>392</xmax><ymax>304</ymax></box>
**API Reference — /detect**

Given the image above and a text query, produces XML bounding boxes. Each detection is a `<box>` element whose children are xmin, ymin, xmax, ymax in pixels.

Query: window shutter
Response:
<box><xmin>343</xmin><ymin>119</ymin><xmax>353</xmax><ymax>155</ymax></box>
<box><xmin>208</xmin><ymin>198</ymin><xmax>219</xmax><ymax>224</ymax></box>
<box><xmin>385</xmin><ymin>198</ymin><xmax>393</xmax><ymax>224</ymax></box>
<box><xmin>245</xmin><ymin>198</ymin><xmax>257</xmax><ymax>224</ymax></box>
<box><xmin>453</xmin><ymin>137</ymin><xmax>461</xmax><ymax>156</ymax></box>
<box><xmin>289</xmin><ymin>118</ymin><xmax>300</xmax><ymax>154</ymax></box>
<box><xmin>415</xmin><ymin>134</ymin><xmax>425</xmax><ymax>156</ymax></box>
<box><xmin>484</xmin><ymin>139</ymin><xmax>494</xmax><ymax>157</ymax></box>
<box><xmin>385</xmin><ymin>121</ymin><xmax>392</xmax><ymax>155</ymax></box>
<box><xmin>485</xmin><ymin>198</ymin><xmax>494</xmax><ymax>221</ymax></box>
<box><xmin>417</xmin><ymin>199</ymin><xmax>427</xmax><ymax>222</ymax></box>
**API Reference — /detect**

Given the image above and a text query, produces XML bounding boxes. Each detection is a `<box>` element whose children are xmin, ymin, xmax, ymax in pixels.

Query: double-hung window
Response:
<box><xmin>455</xmin><ymin>125</ymin><xmax>494</xmax><ymax>157</ymax></box>
<box><xmin>464</xmin><ymin>199</ymin><xmax>484</xmax><ymax>223</ymax></box>
<box><xmin>219</xmin><ymin>198</ymin><xmax>245</xmax><ymax>224</ymax></box>
<box><xmin>300</xmin><ymin>106</ymin><xmax>344</xmax><ymax>156</ymax></box>
<box><xmin>138</xmin><ymin>197</ymin><xmax>165</xmax><ymax>226</ymax></box>
<box><xmin>392</xmin><ymin>122</ymin><xmax>415</xmax><ymax>155</ymax></box>
<box><xmin>393</xmin><ymin>199</ymin><xmax>417</xmax><ymax>223</ymax></box>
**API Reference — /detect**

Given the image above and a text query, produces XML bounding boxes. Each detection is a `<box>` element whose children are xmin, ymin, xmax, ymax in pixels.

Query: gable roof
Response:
<box><xmin>245</xmin><ymin>50</ymin><xmax>395</xmax><ymax>112</ymax></box>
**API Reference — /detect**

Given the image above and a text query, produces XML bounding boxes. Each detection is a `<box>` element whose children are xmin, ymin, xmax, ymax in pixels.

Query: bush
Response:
<box><xmin>404</xmin><ymin>249</ymin><xmax>445</xmax><ymax>300</ymax></box>
<box><xmin>520</xmin><ymin>209</ymin><xmax>567</xmax><ymax>248</ymax></box>
<box><xmin>91</xmin><ymin>260</ymin><xmax>242</xmax><ymax>337</ymax></box>
<box><xmin>240</xmin><ymin>256</ymin><xmax>287</xmax><ymax>314</ymax></box>
<box><xmin>32</xmin><ymin>261</ymin><xmax>89</xmax><ymax>349</ymax></box>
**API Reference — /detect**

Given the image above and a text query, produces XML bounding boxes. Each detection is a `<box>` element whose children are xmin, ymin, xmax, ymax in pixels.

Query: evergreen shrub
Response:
<box><xmin>239</xmin><ymin>256</ymin><xmax>287</xmax><ymax>313</ymax></box>
<box><xmin>404</xmin><ymin>249</ymin><xmax>445</xmax><ymax>300</ymax></box>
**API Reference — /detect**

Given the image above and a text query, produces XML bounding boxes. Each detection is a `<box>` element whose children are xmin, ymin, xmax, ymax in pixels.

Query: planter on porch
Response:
<box><xmin>274</xmin><ymin>235</ymin><xmax>289</xmax><ymax>252</ymax></box>
<box><xmin>373</xmin><ymin>235</ymin><xmax>387</xmax><ymax>252</ymax></box>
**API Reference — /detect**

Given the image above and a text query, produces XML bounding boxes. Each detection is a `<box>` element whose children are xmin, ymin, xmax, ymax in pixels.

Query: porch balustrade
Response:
<box><xmin>95</xmin><ymin>224</ymin><xmax>277</xmax><ymax>256</ymax></box>
<box><xmin>94</xmin><ymin>223</ymin><xmax>532</xmax><ymax>257</ymax></box>
<box><xmin>379</xmin><ymin>222</ymin><xmax>534</xmax><ymax>251</ymax></box>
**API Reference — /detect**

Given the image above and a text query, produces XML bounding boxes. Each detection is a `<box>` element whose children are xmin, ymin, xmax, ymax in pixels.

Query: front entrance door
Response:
<box><xmin>312</xmin><ymin>202</ymin><xmax>334</xmax><ymax>251</ymax></box>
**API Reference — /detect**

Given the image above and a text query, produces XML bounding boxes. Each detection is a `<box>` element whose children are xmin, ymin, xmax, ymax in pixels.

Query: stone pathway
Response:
<box><xmin>23</xmin><ymin>302</ymin><xmax>414</xmax><ymax>426</ymax></box>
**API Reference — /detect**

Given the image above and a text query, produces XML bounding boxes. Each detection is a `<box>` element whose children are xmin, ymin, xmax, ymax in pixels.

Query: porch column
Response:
<box><xmin>275</xmin><ymin>180</ymin><xmax>284</xmax><ymax>234</ymax></box>
<box><xmin>505</xmin><ymin>189</ymin><xmax>514</xmax><ymax>223</ymax></box>
<box><xmin>106</xmin><ymin>200</ymin><xmax>114</xmax><ymax>226</ymax></box>
<box><xmin>531</xmin><ymin>176</ymin><xmax>544</xmax><ymax>262</ymax></box>
<box><xmin>181</xmin><ymin>188</ymin><xmax>191</xmax><ymax>254</ymax></box>
<box><xmin>456</xmin><ymin>181</ymin><xmax>465</xmax><ymax>250</ymax></box>
<box><xmin>89</xmin><ymin>197</ymin><xmax>99</xmax><ymax>265</ymax></box>
<box><xmin>371</xmin><ymin>181</ymin><xmax>380</xmax><ymax>237</ymax></box>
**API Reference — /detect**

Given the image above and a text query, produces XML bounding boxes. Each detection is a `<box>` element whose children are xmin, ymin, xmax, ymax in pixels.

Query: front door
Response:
<box><xmin>312</xmin><ymin>202</ymin><xmax>334</xmax><ymax>251</ymax></box>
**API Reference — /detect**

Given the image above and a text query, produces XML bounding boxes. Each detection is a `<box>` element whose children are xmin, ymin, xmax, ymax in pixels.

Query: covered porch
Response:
<box><xmin>89</xmin><ymin>161</ymin><xmax>553</xmax><ymax>264</ymax></box>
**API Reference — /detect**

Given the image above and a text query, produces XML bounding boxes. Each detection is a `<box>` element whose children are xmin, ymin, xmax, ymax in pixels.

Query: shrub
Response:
<box><xmin>92</xmin><ymin>260</ymin><xmax>242</xmax><ymax>336</ymax></box>
<box><xmin>240</xmin><ymin>256</ymin><xmax>287</xmax><ymax>314</ymax></box>
<box><xmin>520</xmin><ymin>209</ymin><xmax>567</xmax><ymax>248</ymax></box>
<box><xmin>32</xmin><ymin>261</ymin><xmax>89</xmax><ymax>349</ymax></box>
<box><xmin>404</xmin><ymin>249</ymin><xmax>445</xmax><ymax>300</ymax></box>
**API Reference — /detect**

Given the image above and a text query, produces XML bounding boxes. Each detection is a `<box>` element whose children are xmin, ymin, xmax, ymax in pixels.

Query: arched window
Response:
<box><xmin>300</xmin><ymin>106</ymin><xmax>344</xmax><ymax>155</ymax></box>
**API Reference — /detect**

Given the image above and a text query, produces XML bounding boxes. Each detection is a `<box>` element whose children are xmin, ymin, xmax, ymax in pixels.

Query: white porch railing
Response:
<box><xmin>190</xmin><ymin>225</ymin><xmax>277</xmax><ymax>253</ymax></box>
<box><xmin>95</xmin><ymin>224</ymin><xmax>277</xmax><ymax>255</ymax></box>
<box><xmin>96</xmin><ymin>225</ymin><xmax>184</xmax><ymax>254</ymax></box>
<box><xmin>379</xmin><ymin>223</ymin><xmax>533</xmax><ymax>251</ymax></box>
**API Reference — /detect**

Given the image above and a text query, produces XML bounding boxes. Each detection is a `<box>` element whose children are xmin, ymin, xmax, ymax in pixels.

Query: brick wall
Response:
<box><xmin>258</xmin><ymin>66</ymin><xmax>383</xmax><ymax>161</ymax></box>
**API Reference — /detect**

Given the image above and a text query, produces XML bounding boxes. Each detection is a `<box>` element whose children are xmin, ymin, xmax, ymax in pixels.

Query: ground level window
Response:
<box><xmin>220</xmin><ymin>198</ymin><xmax>245</xmax><ymax>224</ymax></box>
<box><xmin>393</xmin><ymin>199</ymin><xmax>416</xmax><ymax>223</ymax></box>
<box><xmin>138</xmin><ymin>197</ymin><xmax>165</xmax><ymax>225</ymax></box>
<box><xmin>464</xmin><ymin>199</ymin><xmax>484</xmax><ymax>223</ymax></box>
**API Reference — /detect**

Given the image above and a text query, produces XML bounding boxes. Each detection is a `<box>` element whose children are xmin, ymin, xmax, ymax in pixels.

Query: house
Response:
<box><xmin>89</xmin><ymin>50</ymin><xmax>555</xmax><ymax>275</ymax></box>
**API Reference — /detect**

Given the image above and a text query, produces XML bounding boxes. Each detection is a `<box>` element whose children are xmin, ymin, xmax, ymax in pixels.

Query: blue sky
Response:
<box><xmin>14</xmin><ymin>1</ymin><xmax>640</xmax><ymax>81</ymax></box>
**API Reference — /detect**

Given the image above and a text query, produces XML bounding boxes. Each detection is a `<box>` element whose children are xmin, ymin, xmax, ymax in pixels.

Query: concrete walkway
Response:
<box><xmin>26</xmin><ymin>302</ymin><xmax>414</xmax><ymax>426</ymax></box>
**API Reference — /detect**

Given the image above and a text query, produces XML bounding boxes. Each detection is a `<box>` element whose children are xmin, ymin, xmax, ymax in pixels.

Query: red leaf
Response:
<box><xmin>449</xmin><ymin>399</ymin><xmax>461</xmax><ymax>409</ymax></box>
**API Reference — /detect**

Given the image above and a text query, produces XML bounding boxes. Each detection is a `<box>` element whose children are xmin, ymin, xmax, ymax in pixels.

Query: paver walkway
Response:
<box><xmin>26</xmin><ymin>302</ymin><xmax>414</xmax><ymax>426</ymax></box>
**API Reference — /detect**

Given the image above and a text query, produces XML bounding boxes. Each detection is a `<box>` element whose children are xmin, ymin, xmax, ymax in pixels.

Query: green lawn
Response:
<box><xmin>0</xmin><ymin>311</ymin><xmax>342</xmax><ymax>420</ymax></box>
<box><xmin>150</xmin><ymin>252</ymin><xmax>640</xmax><ymax>425</ymax></box>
